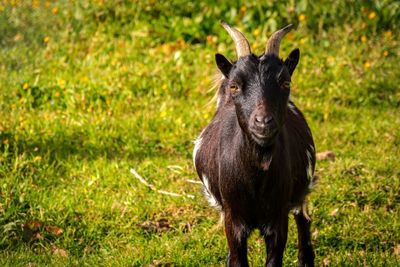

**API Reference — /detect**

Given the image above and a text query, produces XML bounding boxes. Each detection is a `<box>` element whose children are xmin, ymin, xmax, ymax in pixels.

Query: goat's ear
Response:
<box><xmin>284</xmin><ymin>48</ymin><xmax>300</xmax><ymax>76</ymax></box>
<box><xmin>215</xmin><ymin>53</ymin><xmax>233</xmax><ymax>78</ymax></box>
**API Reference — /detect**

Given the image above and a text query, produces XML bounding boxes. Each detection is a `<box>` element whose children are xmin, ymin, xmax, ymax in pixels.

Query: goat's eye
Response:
<box><xmin>281</xmin><ymin>81</ymin><xmax>291</xmax><ymax>90</ymax></box>
<box><xmin>230</xmin><ymin>83</ymin><xmax>240</xmax><ymax>94</ymax></box>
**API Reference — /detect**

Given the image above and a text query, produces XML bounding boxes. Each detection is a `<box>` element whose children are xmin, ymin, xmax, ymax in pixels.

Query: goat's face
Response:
<box><xmin>216</xmin><ymin>49</ymin><xmax>299</xmax><ymax>147</ymax></box>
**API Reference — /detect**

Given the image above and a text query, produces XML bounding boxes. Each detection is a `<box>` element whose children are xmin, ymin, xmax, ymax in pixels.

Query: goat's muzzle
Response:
<box><xmin>249</xmin><ymin>112</ymin><xmax>278</xmax><ymax>146</ymax></box>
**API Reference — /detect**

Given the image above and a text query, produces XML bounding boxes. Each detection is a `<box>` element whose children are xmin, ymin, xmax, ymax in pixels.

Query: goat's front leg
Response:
<box><xmin>263</xmin><ymin>216</ymin><xmax>288</xmax><ymax>267</ymax></box>
<box><xmin>294</xmin><ymin>210</ymin><xmax>315</xmax><ymax>267</ymax></box>
<box><xmin>224</xmin><ymin>211</ymin><xmax>249</xmax><ymax>267</ymax></box>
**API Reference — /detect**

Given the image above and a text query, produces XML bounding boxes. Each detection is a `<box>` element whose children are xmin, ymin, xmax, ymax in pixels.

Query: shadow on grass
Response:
<box><xmin>0</xmin><ymin>128</ymin><xmax>187</xmax><ymax>164</ymax></box>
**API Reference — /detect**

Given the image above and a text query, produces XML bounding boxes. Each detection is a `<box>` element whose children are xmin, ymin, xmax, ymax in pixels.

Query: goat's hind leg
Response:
<box><xmin>294</xmin><ymin>206</ymin><xmax>315</xmax><ymax>267</ymax></box>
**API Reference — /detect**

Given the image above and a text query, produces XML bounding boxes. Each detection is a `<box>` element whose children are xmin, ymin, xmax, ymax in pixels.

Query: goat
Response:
<box><xmin>193</xmin><ymin>21</ymin><xmax>316</xmax><ymax>267</ymax></box>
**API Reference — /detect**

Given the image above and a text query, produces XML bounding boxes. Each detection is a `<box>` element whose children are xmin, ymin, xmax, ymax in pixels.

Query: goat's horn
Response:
<box><xmin>265</xmin><ymin>24</ymin><xmax>293</xmax><ymax>56</ymax></box>
<box><xmin>220</xmin><ymin>20</ymin><xmax>251</xmax><ymax>59</ymax></box>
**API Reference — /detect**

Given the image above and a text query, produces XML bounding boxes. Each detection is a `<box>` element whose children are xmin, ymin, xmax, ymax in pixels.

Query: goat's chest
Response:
<box><xmin>220</xmin><ymin>166</ymin><xmax>291</xmax><ymax>210</ymax></box>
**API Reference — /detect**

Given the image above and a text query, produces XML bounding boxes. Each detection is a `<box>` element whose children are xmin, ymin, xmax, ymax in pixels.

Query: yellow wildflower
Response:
<box><xmin>298</xmin><ymin>14</ymin><xmax>306</xmax><ymax>22</ymax></box>
<box><xmin>161</xmin><ymin>43</ymin><xmax>173</xmax><ymax>55</ymax></box>
<box><xmin>286</xmin><ymin>32</ymin><xmax>294</xmax><ymax>41</ymax></box>
<box><xmin>251</xmin><ymin>42</ymin><xmax>259</xmax><ymax>51</ymax></box>
<box><xmin>207</xmin><ymin>35</ymin><xmax>214</xmax><ymax>44</ymax></box>
<box><xmin>44</xmin><ymin>36</ymin><xmax>50</xmax><ymax>44</ymax></box>
<box><xmin>54</xmin><ymin>91</ymin><xmax>60</xmax><ymax>97</ymax></box>
<box><xmin>51</xmin><ymin>7</ymin><xmax>59</xmax><ymax>14</ymax></box>
<box><xmin>23</xmin><ymin>83</ymin><xmax>29</xmax><ymax>90</ymax></box>
<box><xmin>299</xmin><ymin>38</ymin><xmax>306</xmax><ymax>44</ymax></box>
<box><xmin>34</xmin><ymin>156</ymin><xmax>42</xmax><ymax>161</ymax></box>
<box><xmin>32</xmin><ymin>0</ymin><xmax>40</xmax><ymax>8</ymax></box>
<box><xmin>368</xmin><ymin>11</ymin><xmax>376</xmax><ymax>20</ymax></box>
<box><xmin>240</xmin><ymin>5</ymin><xmax>247</xmax><ymax>13</ymax></box>
<box><xmin>252</xmin><ymin>28</ymin><xmax>261</xmax><ymax>37</ymax></box>
<box><xmin>361</xmin><ymin>36</ymin><xmax>367</xmax><ymax>43</ymax></box>
<box><xmin>14</xmin><ymin>33</ymin><xmax>23</xmax><ymax>42</ymax></box>
<box><xmin>383</xmin><ymin>51</ymin><xmax>388</xmax><ymax>57</ymax></box>
<box><xmin>361</xmin><ymin>22</ymin><xmax>366</xmax><ymax>29</ymax></box>
<box><xmin>58</xmin><ymin>79</ymin><xmax>65</xmax><ymax>89</ymax></box>
<box><xmin>384</xmin><ymin>31</ymin><xmax>392</xmax><ymax>38</ymax></box>
<box><xmin>363</xmin><ymin>61</ymin><xmax>371</xmax><ymax>69</ymax></box>
<box><xmin>162</xmin><ymin>84</ymin><xmax>168</xmax><ymax>90</ymax></box>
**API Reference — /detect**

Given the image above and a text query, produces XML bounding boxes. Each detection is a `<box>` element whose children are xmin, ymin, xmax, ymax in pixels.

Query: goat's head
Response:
<box><xmin>216</xmin><ymin>21</ymin><xmax>300</xmax><ymax>147</ymax></box>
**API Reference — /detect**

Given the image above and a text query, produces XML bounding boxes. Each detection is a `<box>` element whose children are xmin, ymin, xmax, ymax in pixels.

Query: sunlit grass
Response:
<box><xmin>0</xmin><ymin>1</ymin><xmax>399</xmax><ymax>266</ymax></box>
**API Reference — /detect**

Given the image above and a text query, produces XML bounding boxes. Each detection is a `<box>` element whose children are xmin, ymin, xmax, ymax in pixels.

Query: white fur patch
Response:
<box><xmin>202</xmin><ymin>175</ymin><xmax>221</xmax><ymax>210</ymax></box>
<box><xmin>216</xmin><ymin>96</ymin><xmax>221</xmax><ymax>108</ymax></box>
<box><xmin>291</xmin><ymin>206</ymin><xmax>301</xmax><ymax>215</ymax></box>
<box><xmin>306</xmin><ymin>145</ymin><xmax>315</xmax><ymax>190</ymax></box>
<box><xmin>291</xmin><ymin>203</ymin><xmax>311</xmax><ymax>221</ymax></box>
<box><xmin>192</xmin><ymin>133</ymin><xmax>203</xmax><ymax>169</ymax></box>
<box><xmin>288</xmin><ymin>101</ymin><xmax>298</xmax><ymax>116</ymax></box>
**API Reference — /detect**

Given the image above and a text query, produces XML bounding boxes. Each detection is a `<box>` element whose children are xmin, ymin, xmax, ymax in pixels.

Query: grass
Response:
<box><xmin>0</xmin><ymin>1</ymin><xmax>399</xmax><ymax>266</ymax></box>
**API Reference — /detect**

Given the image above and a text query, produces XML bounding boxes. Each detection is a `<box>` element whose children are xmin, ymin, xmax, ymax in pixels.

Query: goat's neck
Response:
<box><xmin>234</xmin><ymin>130</ymin><xmax>277</xmax><ymax>171</ymax></box>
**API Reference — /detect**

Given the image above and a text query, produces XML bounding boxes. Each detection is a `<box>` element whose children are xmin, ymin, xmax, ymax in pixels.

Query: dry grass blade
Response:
<box><xmin>130</xmin><ymin>168</ymin><xmax>195</xmax><ymax>199</ymax></box>
<box><xmin>186</xmin><ymin>179</ymin><xmax>203</xmax><ymax>185</ymax></box>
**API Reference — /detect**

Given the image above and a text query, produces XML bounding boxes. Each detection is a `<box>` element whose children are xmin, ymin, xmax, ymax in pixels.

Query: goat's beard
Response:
<box><xmin>250</xmin><ymin>128</ymin><xmax>278</xmax><ymax>147</ymax></box>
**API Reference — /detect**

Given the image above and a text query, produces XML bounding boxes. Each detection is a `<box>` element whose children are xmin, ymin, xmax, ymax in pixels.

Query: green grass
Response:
<box><xmin>0</xmin><ymin>1</ymin><xmax>399</xmax><ymax>266</ymax></box>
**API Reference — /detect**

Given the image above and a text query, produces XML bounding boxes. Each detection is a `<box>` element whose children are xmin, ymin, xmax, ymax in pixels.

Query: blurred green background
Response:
<box><xmin>0</xmin><ymin>1</ymin><xmax>399</xmax><ymax>266</ymax></box>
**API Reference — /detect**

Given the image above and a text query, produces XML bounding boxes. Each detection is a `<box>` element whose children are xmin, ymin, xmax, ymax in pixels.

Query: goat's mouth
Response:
<box><xmin>250</xmin><ymin>128</ymin><xmax>278</xmax><ymax>147</ymax></box>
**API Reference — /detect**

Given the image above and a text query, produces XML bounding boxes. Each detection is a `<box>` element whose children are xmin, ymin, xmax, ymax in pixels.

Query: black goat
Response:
<box><xmin>193</xmin><ymin>21</ymin><xmax>316</xmax><ymax>267</ymax></box>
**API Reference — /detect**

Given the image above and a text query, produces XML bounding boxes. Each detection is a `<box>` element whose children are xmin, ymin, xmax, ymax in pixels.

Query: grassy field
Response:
<box><xmin>0</xmin><ymin>1</ymin><xmax>399</xmax><ymax>266</ymax></box>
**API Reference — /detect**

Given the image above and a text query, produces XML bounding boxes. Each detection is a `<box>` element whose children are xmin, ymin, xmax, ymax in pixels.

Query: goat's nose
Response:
<box><xmin>254</xmin><ymin>115</ymin><xmax>273</xmax><ymax>127</ymax></box>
